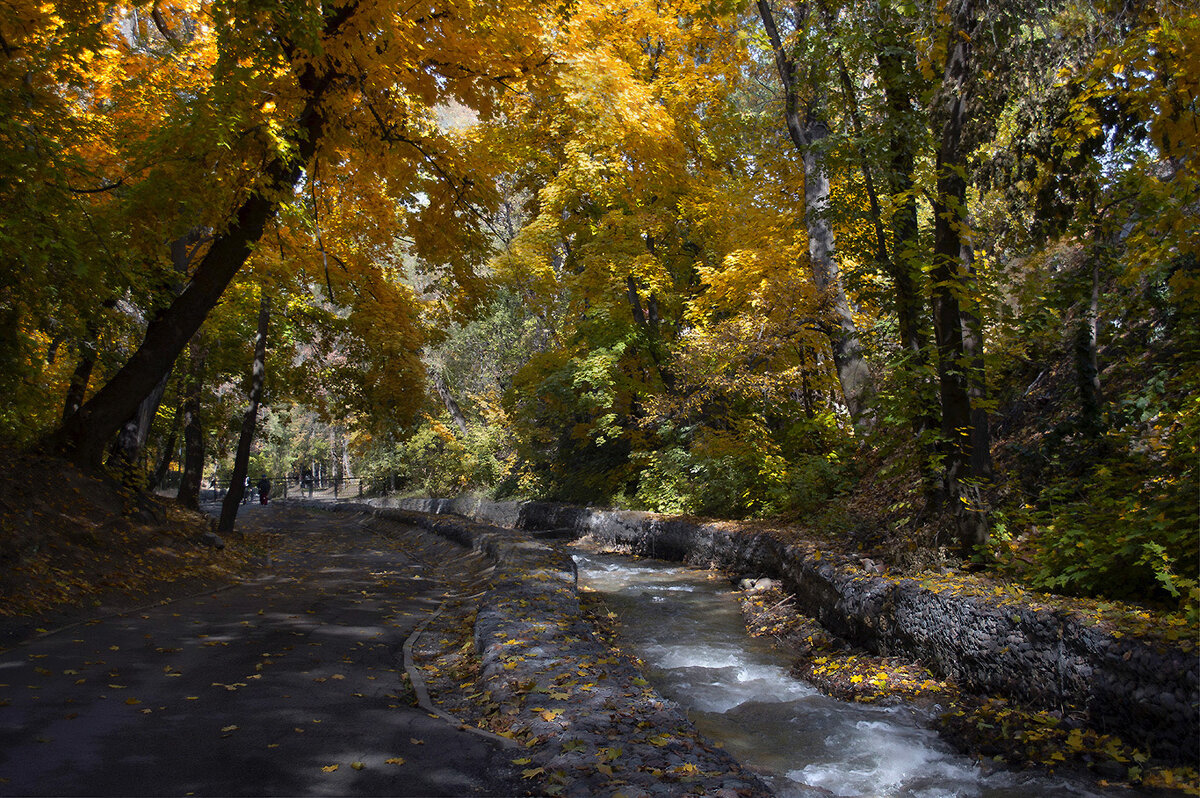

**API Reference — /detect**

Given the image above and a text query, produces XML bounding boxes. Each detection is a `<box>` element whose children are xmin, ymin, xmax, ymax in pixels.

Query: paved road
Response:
<box><xmin>0</xmin><ymin>504</ymin><xmax>524</xmax><ymax>796</ymax></box>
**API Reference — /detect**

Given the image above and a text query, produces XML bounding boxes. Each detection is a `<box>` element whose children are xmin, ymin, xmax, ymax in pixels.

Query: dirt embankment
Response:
<box><xmin>0</xmin><ymin>449</ymin><xmax>256</xmax><ymax>645</ymax></box>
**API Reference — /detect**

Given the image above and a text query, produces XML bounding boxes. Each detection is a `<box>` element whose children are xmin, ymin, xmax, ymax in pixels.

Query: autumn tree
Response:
<box><xmin>14</xmin><ymin>0</ymin><xmax>547</xmax><ymax>473</ymax></box>
<box><xmin>755</xmin><ymin>0</ymin><xmax>874</xmax><ymax>428</ymax></box>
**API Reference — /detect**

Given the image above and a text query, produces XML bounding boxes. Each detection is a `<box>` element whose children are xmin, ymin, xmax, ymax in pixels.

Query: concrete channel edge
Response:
<box><xmin>324</xmin><ymin>500</ymin><xmax>781</xmax><ymax>798</ymax></box>
<box><xmin>367</xmin><ymin>494</ymin><xmax>1198</xmax><ymax>766</ymax></box>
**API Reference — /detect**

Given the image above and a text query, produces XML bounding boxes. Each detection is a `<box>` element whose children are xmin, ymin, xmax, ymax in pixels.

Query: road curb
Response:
<box><xmin>322</xmin><ymin>500</ymin><xmax>774</xmax><ymax>797</ymax></box>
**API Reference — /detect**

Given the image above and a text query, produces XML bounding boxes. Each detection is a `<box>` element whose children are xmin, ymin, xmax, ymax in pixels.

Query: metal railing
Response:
<box><xmin>202</xmin><ymin>475</ymin><xmax>368</xmax><ymax>504</ymax></box>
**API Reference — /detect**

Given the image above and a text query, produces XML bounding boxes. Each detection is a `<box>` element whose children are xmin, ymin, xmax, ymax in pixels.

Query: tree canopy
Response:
<box><xmin>2</xmin><ymin>0</ymin><xmax>1196</xmax><ymax>613</ymax></box>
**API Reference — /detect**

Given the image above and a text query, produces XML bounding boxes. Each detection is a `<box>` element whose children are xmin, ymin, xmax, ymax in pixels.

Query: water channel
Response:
<box><xmin>573</xmin><ymin>551</ymin><xmax>1113</xmax><ymax>798</ymax></box>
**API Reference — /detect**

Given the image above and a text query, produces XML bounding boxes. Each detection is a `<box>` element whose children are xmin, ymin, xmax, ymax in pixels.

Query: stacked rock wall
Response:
<box><xmin>383</xmin><ymin>495</ymin><xmax>1199</xmax><ymax>763</ymax></box>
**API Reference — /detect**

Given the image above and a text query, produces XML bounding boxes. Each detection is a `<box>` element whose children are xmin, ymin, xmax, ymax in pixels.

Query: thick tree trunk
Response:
<box><xmin>177</xmin><ymin>338</ymin><xmax>207</xmax><ymax>510</ymax></box>
<box><xmin>801</xmin><ymin>137</ymin><xmax>873</xmax><ymax>425</ymax></box>
<box><xmin>107</xmin><ymin>370</ymin><xmax>171</xmax><ymax>473</ymax></box>
<box><xmin>756</xmin><ymin>0</ymin><xmax>872</xmax><ymax>428</ymax></box>
<box><xmin>930</xmin><ymin>0</ymin><xmax>991</xmax><ymax>549</ymax></box>
<box><xmin>47</xmin><ymin>158</ymin><xmax>298</xmax><ymax>469</ymax></box>
<box><xmin>855</xmin><ymin>29</ymin><xmax>939</xmax><ymax>501</ymax></box>
<box><xmin>46</xmin><ymin>50</ymin><xmax>335</xmax><ymax>470</ymax></box>
<box><xmin>217</xmin><ymin>293</ymin><xmax>271</xmax><ymax>533</ymax></box>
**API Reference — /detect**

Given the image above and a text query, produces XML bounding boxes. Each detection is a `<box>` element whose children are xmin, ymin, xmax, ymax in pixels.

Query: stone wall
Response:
<box><xmin>379</xmin><ymin>495</ymin><xmax>1199</xmax><ymax>763</ymax></box>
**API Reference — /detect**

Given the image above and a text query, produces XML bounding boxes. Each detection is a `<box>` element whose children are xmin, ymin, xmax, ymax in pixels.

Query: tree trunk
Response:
<box><xmin>341</xmin><ymin>428</ymin><xmax>352</xmax><ymax>480</ymax></box>
<box><xmin>431</xmin><ymin>370</ymin><xmax>470</xmax><ymax>436</ymax></box>
<box><xmin>217</xmin><ymin>293</ymin><xmax>271</xmax><ymax>534</ymax></box>
<box><xmin>62</xmin><ymin>344</ymin><xmax>96</xmax><ymax>424</ymax></box>
<box><xmin>625</xmin><ymin>274</ymin><xmax>676</xmax><ymax>392</ymax></box>
<box><xmin>930</xmin><ymin>0</ymin><xmax>991</xmax><ymax>549</ymax></box>
<box><xmin>177</xmin><ymin>338</ymin><xmax>207</xmax><ymax>511</ymax></box>
<box><xmin>147</xmin><ymin>415</ymin><xmax>178</xmax><ymax>492</ymax></box>
<box><xmin>46</xmin><ymin>54</ymin><xmax>334</xmax><ymax>470</ymax></box>
<box><xmin>107</xmin><ymin>370</ymin><xmax>171</xmax><ymax>473</ymax></box>
<box><xmin>756</xmin><ymin>0</ymin><xmax>872</xmax><ymax>428</ymax></box>
<box><xmin>877</xmin><ymin>37</ymin><xmax>929</xmax><ymax>369</ymax></box>
<box><xmin>1076</xmin><ymin>257</ymin><xmax>1104</xmax><ymax>435</ymax></box>
<box><xmin>801</xmin><ymin>132</ymin><xmax>873</xmax><ymax>426</ymax></box>
<box><xmin>876</xmin><ymin>32</ymin><xmax>941</xmax><ymax>500</ymax></box>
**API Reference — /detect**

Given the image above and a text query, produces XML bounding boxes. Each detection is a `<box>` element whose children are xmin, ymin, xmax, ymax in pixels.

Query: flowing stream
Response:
<box><xmin>574</xmin><ymin>551</ymin><xmax>1112</xmax><ymax>798</ymax></box>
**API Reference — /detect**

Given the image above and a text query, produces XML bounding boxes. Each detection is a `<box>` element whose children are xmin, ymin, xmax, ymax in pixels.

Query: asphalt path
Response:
<box><xmin>0</xmin><ymin>504</ymin><xmax>525</xmax><ymax>797</ymax></box>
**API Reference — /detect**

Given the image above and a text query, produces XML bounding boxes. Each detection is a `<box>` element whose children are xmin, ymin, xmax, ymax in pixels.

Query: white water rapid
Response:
<box><xmin>574</xmin><ymin>551</ymin><xmax>1116</xmax><ymax>798</ymax></box>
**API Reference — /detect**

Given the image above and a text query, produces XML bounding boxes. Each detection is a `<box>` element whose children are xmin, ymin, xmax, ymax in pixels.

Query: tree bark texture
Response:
<box><xmin>930</xmin><ymin>0</ymin><xmax>992</xmax><ymax>548</ymax></box>
<box><xmin>177</xmin><ymin>338</ymin><xmax>208</xmax><ymax>511</ymax></box>
<box><xmin>756</xmin><ymin>0</ymin><xmax>873</xmax><ymax>427</ymax></box>
<box><xmin>107</xmin><ymin>370</ymin><xmax>171</xmax><ymax>472</ymax></box>
<box><xmin>217</xmin><ymin>293</ymin><xmax>271</xmax><ymax>533</ymax></box>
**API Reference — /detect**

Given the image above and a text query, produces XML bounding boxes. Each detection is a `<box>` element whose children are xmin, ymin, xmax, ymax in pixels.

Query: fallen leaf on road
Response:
<box><xmin>321</xmin><ymin>764</ymin><xmax>339</xmax><ymax>772</ymax></box>
<box><xmin>125</xmin><ymin>697</ymin><xmax>141</xmax><ymax>705</ymax></box>
<box><xmin>410</xmin><ymin>738</ymin><xmax>424</xmax><ymax>745</ymax></box>
<box><xmin>385</xmin><ymin>757</ymin><xmax>405</xmax><ymax>765</ymax></box>
<box><xmin>351</xmin><ymin>762</ymin><xmax>365</xmax><ymax>770</ymax></box>
<box><xmin>221</xmin><ymin>725</ymin><xmax>238</xmax><ymax>732</ymax></box>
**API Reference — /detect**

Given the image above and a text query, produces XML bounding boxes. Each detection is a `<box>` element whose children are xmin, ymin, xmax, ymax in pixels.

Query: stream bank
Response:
<box><xmin>339</xmin><ymin>502</ymin><xmax>777</xmax><ymax>797</ymax></box>
<box><xmin>378</xmin><ymin>495</ymin><xmax>1198</xmax><ymax>782</ymax></box>
<box><xmin>574</xmin><ymin>549</ymin><xmax>1124</xmax><ymax>797</ymax></box>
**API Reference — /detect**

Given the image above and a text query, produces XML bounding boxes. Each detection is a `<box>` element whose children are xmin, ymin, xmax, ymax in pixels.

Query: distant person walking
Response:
<box><xmin>257</xmin><ymin>476</ymin><xmax>271</xmax><ymax>505</ymax></box>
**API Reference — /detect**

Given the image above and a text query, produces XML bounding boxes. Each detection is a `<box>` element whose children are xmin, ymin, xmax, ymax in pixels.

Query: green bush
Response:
<box><xmin>634</xmin><ymin>417</ymin><xmax>848</xmax><ymax>519</ymax></box>
<box><xmin>997</xmin><ymin>415</ymin><xmax>1199</xmax><ymax>616</ymax></box>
